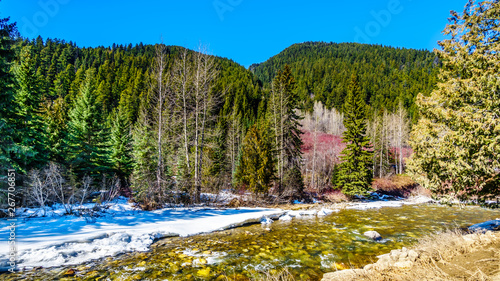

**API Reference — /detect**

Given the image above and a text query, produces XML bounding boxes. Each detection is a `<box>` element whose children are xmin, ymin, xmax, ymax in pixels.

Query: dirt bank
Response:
<box><xmin>322</xmin><ymin>230</ymin><xmax>500</xmax><ymax>281</ymax></box>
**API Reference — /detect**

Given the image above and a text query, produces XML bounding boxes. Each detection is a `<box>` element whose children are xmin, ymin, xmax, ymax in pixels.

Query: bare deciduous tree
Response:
<box><xmin>27</xmin><ymin>169</ymin><xmax>50</xmax><ymax>216</ymax></box>
<box><xmin>192</xmin><ymin>46</ymin><xmax>218</xmax><ymax>203</ymax></box>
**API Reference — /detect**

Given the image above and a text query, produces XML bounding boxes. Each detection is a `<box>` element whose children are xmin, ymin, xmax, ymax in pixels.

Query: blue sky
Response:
<box><xmin>1</xmin><ymin>0</ymin><xmax>467</xmax><ymax>67</ymax></box>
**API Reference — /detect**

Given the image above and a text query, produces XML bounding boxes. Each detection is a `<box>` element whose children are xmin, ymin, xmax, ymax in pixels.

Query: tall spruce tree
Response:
<box><xmin>13</xmin><ymin>45</ymin><xmax>48</xmax><ymax>171</ymax></box>
<box><xmin>67</xmin><ymin>69</ymin><xmax>111</xmax><ymax>179</ymax></box>
<box><xmin>336</xmin><ymin>74</ymin><xmax>373</xmax><ymax>196</ymax></box>
<box><xmin>0</xmin><ymin>16</ymin><xmax>17</xmax><ymax>171</ymax></box>
<box><xmin>407</xmin><ymin>0</ymin><xmax>500</xmax><ymax>201</ymax></box>
<box><xmin>235</xmin><ymin>123</ymin><xmax>276</xmax><ymax>196</ymax></box>
<box><xmin>131</xmin><ymin>101</ymin><xmax>158</xmax><ymax>202</ymax></box>
<box><xmin>267</xmin><ymin>65</ymin><xmax>304</xmax><ymax>197</ymax></box>
<box><xmin>42</xmin><ymin>96</ymin><xmax>68</xmax><ymax>164</ymax></box>
<box><xmin>110</xmin><ymin>104</ymin><xmax>133</xmax><ymax>186</ymax></box>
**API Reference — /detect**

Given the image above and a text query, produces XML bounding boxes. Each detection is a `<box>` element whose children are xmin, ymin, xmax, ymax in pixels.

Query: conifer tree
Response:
<box><xmin>267</xmin><ymin>65</ymin><xmax>304</xmax><ymax>196</ymax></box>
<box><xmin>336</xmin><ymin>74</ymin><xmax>373</xmax><ymax>196</ymax></box>
<box><xmin>42</xmin><ymin>97</ymin><xmax>68</xmax><ymax>164</ymax></box>
<box><xmin>13</xmin><ymin>45</ymin><xmax>48</xmax><ymax>171</ymax></box>
<box><xmin>408</xmin><ymin>0</ymin><xmax>500</xmax><ymax>201</ymax></box>
<box><xmin>0</xmin><ymin>16</ymin><xmax>17</xmax><ymax>171</ymax></box>
<box><xmin>131</xmin><ymin>102</ymin><xmax>157</xmax><ymax>201</ymax></box>
<box><xmin>110</xmin><ymin>104</ymin><xmax>133</xmax><ymax>185</ymax></box>
<box><xmin>67</xmin><ymin>69</ymin><xmax>111</xmax><ymax>179</ymax></box>
<box><xmin>235</xmin><ymin>124</ymin><xmax>276</xmax><ymax>195</ymax></box>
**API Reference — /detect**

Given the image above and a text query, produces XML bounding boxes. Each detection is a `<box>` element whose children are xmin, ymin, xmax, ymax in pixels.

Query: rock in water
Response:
<box><xmin>196</xmin><ymin>267</ymin><xmax>211</xmax><ymax>278</ymax></box>
<box><xmin>63</xmin><ymin>269</ymin><xmax>76</xmax><ymax>277</ymax></box>
<box><xmin>363</xmin><ymin>231</ymin><xmax>382</xmax><ymax>241</ymax></box>
<box><xmin>279</xmin><ymin>214</ymin><xmax>292</xmax><ymax>221</ymax></box>
<box><xmin>469</xmin><ymin>220</ymin><xmax>500</xmax><ymax>232</ymax></box>
<box><xmin>260</xmin><ymin>216</ymin><xmax>273</xmax><ymax>225</ymax></box>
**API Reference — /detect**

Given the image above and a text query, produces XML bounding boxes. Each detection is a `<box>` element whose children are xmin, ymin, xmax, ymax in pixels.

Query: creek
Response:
<box><xmin>5</xmin><ymin>204</ymin><xmax>500</xmax><ymax>281</ymax></box>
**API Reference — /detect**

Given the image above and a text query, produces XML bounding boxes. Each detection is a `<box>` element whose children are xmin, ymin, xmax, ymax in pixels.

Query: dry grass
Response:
<box><xmin>409</xmin><ymin>184</ymin><xmax>433</xmax><ymax>198</ymax></box>
<box><xmin>372</xmin><ymin>174</ymin><xmax>430</xmax><ymax>198</ymax></box>
<box><xmin>333</xmin><ymin>230</ymin><xmax>500</xmax><ymax>281</ymax></box>
<box><xmin>255</xmin><ymin>269</ymin><xmax>296</xmax><ymax>281</ymax></box>
<box><xmin>322</xmin><ymin>190</ymin><xmax>349</xmax><ymax>203</ymax></box>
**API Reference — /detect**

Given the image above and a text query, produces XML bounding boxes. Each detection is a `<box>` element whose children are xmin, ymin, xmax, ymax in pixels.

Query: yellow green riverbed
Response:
<box><xmin>3</xmin><ymin>204</ymin><xmax>500</xmax><ymax>281</ymax></box>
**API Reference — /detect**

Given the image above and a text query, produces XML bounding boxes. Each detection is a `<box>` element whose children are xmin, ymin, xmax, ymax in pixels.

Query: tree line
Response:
<box><xmin>251</xmin><ymin>42</ymin><xmax>439</xmax><ymax>121</ymax></box>
<box><xmin>0</xmin><ymin>16</ymin><xmax>306</xmax><ymax>208</ymax></box>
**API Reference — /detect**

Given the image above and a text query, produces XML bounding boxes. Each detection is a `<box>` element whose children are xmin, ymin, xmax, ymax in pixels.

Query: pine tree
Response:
<box><xmin>407</xmin><ymin>0</ymin><xmax>500</xmax><ymax>201</ymax></box>
<box><xmin>235</xmin><ymin>124</ymin><xmax>276</xmax><ymax>196</ymax></box>
<box><xmin>42</xmin><ymin>97</ymin><xmax>68</xmax><ymax>164</ymax></box>
<box><xmin>13</xmin><ymin>45</ymin><xmax>48</xmax><ymax>171</ymax></box>
<box><xmin>267</xmin><ymin>65</ymin><xmax>304</xmax><ymax>197</ymax></box>
<box><xmin>131</xmin><ymin>103</ymin><xmax>157</xmax><ymax>201</ymax></box>
<box><xmin>67</xmin><ymin>69</ymin><xmax>111</xmax><ymax>179</ymax></box>
<box><xmin>0</xmin><ymin>16</ymin><xmax>17</xmax><ymax>171</ymax></box>
<box><xmin>110</xmin><ymin>104</ymin><xmax>133</xmax><ymax>185</ymax></box>
<box><xmin>336</xmin><ymin>74</ymin><xmax>373</xmax><ymax>196</ymax></box>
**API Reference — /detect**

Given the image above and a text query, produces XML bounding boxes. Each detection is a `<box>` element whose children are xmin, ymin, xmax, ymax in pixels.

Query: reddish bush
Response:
<box><xmin>321</xmin><ymin>189</ymin><xmax>348</xmax><ymax>203</ymax></box>
<box><xmin>372</xmin><ymin>174</ymin><xmax>423</xmax><ymax>198</ymax></box>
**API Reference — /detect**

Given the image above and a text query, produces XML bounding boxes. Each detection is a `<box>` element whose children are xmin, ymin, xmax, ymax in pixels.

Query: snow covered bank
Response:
<box><xmin>0</xmin><ymin>198</ymin><xmax>283</xmax><ymax>270</ymax></box>
<box><xmin>346</xmin><ymin>196</ymin><xmax>435</xmax><ymax>210</ymax></box>
<box><xmin>0</xmin><ymin>195</ymin><xmax>435</xmax><ymax>271</ymax></box>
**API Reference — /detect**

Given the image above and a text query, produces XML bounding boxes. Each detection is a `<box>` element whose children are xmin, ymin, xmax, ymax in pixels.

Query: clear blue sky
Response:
<box><xmin>1</xmin><ymin>0</ymin><xmax>467</xmax><ymax>67</ymax></box>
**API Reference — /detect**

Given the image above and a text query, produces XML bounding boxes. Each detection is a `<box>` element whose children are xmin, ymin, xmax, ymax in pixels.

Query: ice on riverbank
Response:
<box><xmin>0</xmin><ymin>198</ymin><xmax>283</xmax><ymax>270</ymax></box>
<box><xmin>0</xmin><ymin>194</ymin><xmax>435</xmax><ymax>271</ymax></box>
<box><xmin>346</xmin><ymin>195</ymin><xmax>434</xmax><ymax>210</ymax></box>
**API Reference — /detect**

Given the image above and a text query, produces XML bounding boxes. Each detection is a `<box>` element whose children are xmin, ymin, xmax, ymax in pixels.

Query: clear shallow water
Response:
<box><xmin>5</xmin><ymin>204</ymin><xmax>500</xmax><ymax>281</ymax></box>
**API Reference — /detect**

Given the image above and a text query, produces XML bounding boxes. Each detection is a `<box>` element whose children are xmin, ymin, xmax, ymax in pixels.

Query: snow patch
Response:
<box><xmin>317</xmin><ymin>208</ymin><xmax>338</xmax><ymax>216</ymax></box>
<box><xmin>0</xmin><ymin>198</ymin><xmax>282</xmax><ymax>270</ymax></box>
<box><xmin>279</xmin><ymin>214</ymin><xmax>293</xmax><ymax>221</ymax></box>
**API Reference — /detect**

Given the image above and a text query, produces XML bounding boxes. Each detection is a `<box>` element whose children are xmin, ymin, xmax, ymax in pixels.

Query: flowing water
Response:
<box><xmin>5</xmin><ymin>204</ymin><xmax>500</xmax><ymax>281</ymax></box>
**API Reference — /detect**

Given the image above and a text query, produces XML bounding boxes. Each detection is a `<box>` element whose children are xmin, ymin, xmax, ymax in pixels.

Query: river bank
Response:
<box><xmin>322</xmin><ymin>229</ymin><xmax>500</xmax><ymax>281</ymax></box>
<box><xmin>0</xmin><ymin>194</ymin><xmax>434</xmax><ymax>271</ymax></box>
<box><xmin>2</xmin><ymin>197</ymin><xmax>500</xmax><ymax>280</ymax></box>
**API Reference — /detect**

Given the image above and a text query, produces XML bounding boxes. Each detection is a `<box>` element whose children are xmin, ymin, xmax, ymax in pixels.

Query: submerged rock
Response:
<box><xmin>469</xmin><ymin>220</ymin><xmax>500</xmax><ymax>232</ymax></box>
<box><xmin>196</xmin><ymin>267</ymin><xmax>211</xmax><ymax>278</ymax></box>
<box><xmin>260</xmin><ymin>216</ymin><xmax>273</xmax><ymax>225</ymax></box>
<box><xmin>363</xmin><ymin>231</ymin><xmax>382</xmax><ymax>241</ymax></box>
<box><xmin>63</xmin><ymin>269</ymin><xmax>76</xmax><ymax>277</ymax></box>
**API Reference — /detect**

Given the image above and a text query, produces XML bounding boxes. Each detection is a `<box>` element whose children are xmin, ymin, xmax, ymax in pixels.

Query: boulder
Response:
<box><xmin>374</xmin><ymin>254</ymin><xmax>392</xmax><ymax>270</ymax></box>
<box><xmin>468</xmin><ymin>220</ymin><xmax>500</xmax><ymax>232</ymax></box>
<box><xmin>390</xmin><ymin>249</ymin><xmax>401</xmax><ymax>261</ymax></box>
<box><xmin>407</xmin><ymin>250</ymin><xmax>419</xmax><ymax>262</ymax></box>
<box><xmin>394</xmin><ymin>261</ymin><xmax>413</xmax><ymax>269</ymax></box>
<box><xmin>363</xmin><ymin>231</ymin><xmax>382</xmax><ymax>241</ymax></box>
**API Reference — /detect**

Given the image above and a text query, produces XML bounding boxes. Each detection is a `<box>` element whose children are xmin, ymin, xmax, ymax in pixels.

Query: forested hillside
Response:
<box><xmin>1</xmin><ymin>33</ymin><xmax>267</xmax><ymax>207</ymax></box>
<box><xmin>251</xmin><ymin>42</ymin><xmax>439</xmax><ymax>118</ymax></box>
<box><xmin>19</xmin><ymin>37</ymin><xmax>262</xmax><ymax>126</ymax></box>
<box><xmin>1</xmin><ymin>25</ymin><xmax>442</xmax><ymax>207</ymax></box>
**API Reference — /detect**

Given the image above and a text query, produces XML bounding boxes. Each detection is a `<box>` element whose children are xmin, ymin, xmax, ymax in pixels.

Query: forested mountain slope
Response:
<box><xmin>21</xmin><ymin>37</ymin><xmax>262</xmax><ymax>126</ymax></box>
<box><xmin>250</xmin><ymin>42</ymin><xmax>439</xmax><ymax>117</ymax></box>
